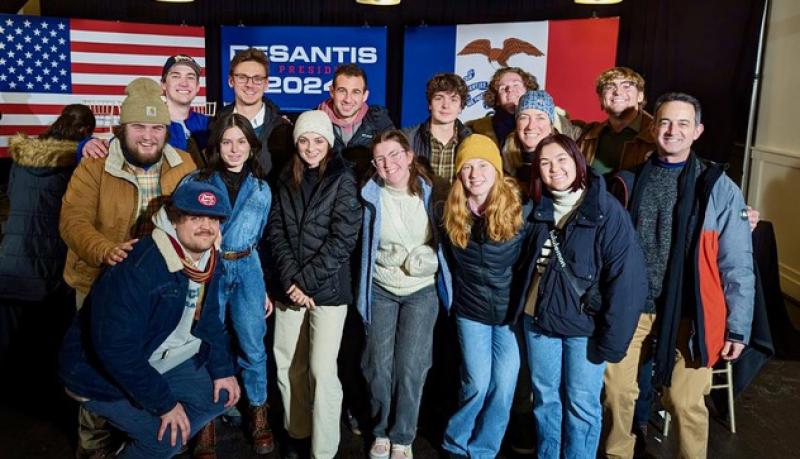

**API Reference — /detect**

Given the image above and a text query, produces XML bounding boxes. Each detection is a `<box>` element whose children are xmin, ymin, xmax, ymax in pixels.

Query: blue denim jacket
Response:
<box><xmin>203</xmin><ymin>171</ymin><xmax>272</xmax><ymax>253</ymax></box>
<box><xmin>58</xmin><ymin>236</ymin><xmax>232</xmax><ymax>416</ymax></box>
<box><xmin>357</xmin><ymin>176</ymin><xmax>452</xmax><ymax>324</ymax></box>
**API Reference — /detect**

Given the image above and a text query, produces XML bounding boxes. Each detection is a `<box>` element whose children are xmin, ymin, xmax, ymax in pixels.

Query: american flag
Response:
<box><xmin>0</xmin><ymin>14</ymin><xmax>206</xmax><ymax>157</ymax></box>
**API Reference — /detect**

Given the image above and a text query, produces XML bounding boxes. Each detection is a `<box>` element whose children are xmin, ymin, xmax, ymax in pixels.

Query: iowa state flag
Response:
<box><xmin>401</xmin><ymin>18</ymin><xmax>619</xmax><ymax>127</ymax></box>
<box><xmin>0</xmin><ymin>14</ymin><xmax>206</xmax><ymax>157</ymax></box>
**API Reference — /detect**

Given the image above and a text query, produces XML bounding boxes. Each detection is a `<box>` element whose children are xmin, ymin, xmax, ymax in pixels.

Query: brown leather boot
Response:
<box><xmin>249</xmin><ymin>403</ymin><xmax>275</xmax><ymax>455</ymax></box>
<box><xmin>192</xmin><ymin>421</ymin><xmax>216</xmax><ymax>459</ymax></box>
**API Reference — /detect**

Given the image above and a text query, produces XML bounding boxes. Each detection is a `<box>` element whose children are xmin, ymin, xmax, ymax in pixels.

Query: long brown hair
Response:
<box><xmin>197</xmin><ymin>112</ymin><xmax>266</xmax><ymax>181</ymax></box>
<box><xmin>370</xmin><ymin>130</ymin><xmax>432</xmax><ymax>198</ymax></box>
<box><xmin>529</xmin><ymin>134</ymin><xmax>589</xmax><ymax>202</ymax></box>
<box><xmin>444</xmin><ymin>171</ymin><xmax>523</xmax><ymax>249</ymax></box>
<box><xmin>41</xmin><ymin>104</ymin><xmax>95</xmax><ymax>141</ymax></box>
<box><xmin>289</xmin><ymin>136</ymin><xmax>333</xmax><ymax>189</ymax></box>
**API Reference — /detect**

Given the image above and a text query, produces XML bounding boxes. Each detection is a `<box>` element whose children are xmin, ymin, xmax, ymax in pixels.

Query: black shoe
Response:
<box><xmin>220</xmin><ymin>405</ymin><xmax>242</xmax><ymax>427</ymax></box>
<box><xmin>345</xmin><ymin>409</ymin><xmax>362</xmax><ymax>436</ymax></box>
<box><xmin>633</xmin><ymin>423</ymin><xmax>648</xmax><ymax>458</ymax></box>
<box><xmin>509</xmin><ymin>413</ymin><xmax>536</xmax><ymax>455</ymax></box>
<box><xmin>284</xmin><ymin>436</ymin><xmax>310</xmax><ymax>459</ymax></box>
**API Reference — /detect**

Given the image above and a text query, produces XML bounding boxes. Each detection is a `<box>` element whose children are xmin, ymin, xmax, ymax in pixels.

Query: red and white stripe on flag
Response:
<box><xmin>454</xmin><ymin>18</ymin><xmax>618</xmax><ymax>124</ymax></box>
<box><xmin>0</xmin><ymin>15</ymin><xmax>206</xmax><ymax>158</ymax></box>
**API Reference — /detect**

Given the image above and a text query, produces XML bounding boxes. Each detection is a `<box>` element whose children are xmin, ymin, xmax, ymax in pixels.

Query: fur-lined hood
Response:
<box><xmin>8</xmin><ymin>134</ymin><xmax>78</xmax><ymax>168</ymax></box>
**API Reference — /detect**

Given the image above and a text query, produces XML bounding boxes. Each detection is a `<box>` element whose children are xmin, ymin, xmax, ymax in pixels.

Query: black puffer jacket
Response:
<box><xmin>267</xmin><ymin>152</ymin><xmax>362</xmax><ymax>306</ymax></box>
<box><xmin>332</xmin><ymin>104</ymin><xmax>395</xmax><ymax>182</ymax></box>
<box><xmin>438</xmin><ymin>202</ymin><xmax>532</xmax><ymax>325</ymax></box>
<box><xmin>217</xmin><ymin>97</ymin><xmax>294</xmax><ymax>184</ymax></box>
<box><xmin>0</xmin><ymin>134</ymin><xmax>77</xmax><ymax>302</ymax></box>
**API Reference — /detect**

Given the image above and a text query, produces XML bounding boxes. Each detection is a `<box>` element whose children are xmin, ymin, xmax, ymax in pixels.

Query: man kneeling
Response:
<box><xmin>59</xmin><ymin>181</ymin><xmax>239</xmax><ymax>458</ymax></box>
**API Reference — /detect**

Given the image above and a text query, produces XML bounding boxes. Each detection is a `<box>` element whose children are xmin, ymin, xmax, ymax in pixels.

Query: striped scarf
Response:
<box><xmin>166</xmin><ymin>235</ymin><xmax>217</xmax><ymax>320</ymax></box>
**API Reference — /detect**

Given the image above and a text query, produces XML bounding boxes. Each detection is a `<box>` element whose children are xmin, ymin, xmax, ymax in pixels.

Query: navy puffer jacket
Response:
<box><xmin>0</xmin><ymin>134</ymin><xmax>76</xmax><ymax>302</ymax></box>
<box><xmin>439</xmin><ymin>202</ymin><xmax>532</xmax><ymax>325</ymax></box>
<box><xmin>518</xmin><ymin>172</ymin><xmax>647</xmax><ymax>363</ymax></box>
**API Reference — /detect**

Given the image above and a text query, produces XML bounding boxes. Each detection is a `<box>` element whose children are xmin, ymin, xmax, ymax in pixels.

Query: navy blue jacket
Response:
<box><xmin>0</xmin><ymin>135</ymin><xmax>76</xmax><ymax>302</ymax></box>
<box><xmin>58</xmin><ymin>236</ymin><xmax>233</xmax><ymax>416</ymax></box>
<box><xmin>440</xmin><ymin>202</ymin><xmax>533</xmax><ymax>326</ymax></box>
<box><xmin>518</xmin><ymin>174</ymin><xmax>647</xmax><ymax>363</ymax></box>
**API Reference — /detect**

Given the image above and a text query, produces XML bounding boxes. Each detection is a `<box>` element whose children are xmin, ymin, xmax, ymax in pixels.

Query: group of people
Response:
<box><xmin>0</xmin><ymin>46</ymin><xmax>758</xmax><ymax>459</ymax></box>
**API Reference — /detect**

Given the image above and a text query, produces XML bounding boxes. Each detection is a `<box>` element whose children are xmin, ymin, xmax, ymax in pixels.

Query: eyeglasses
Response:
<box><xmin>371</xmin><ymin>149</ymin><xmax>405</xmax><ymax>168</ymax></box>
<box><xmin>602</xmin><ymin>80</ymin><xmax>637</xmax><ymax>93</ymax></box>
<box><xmin>233</xmin><ymin>73</ymin><xmax>267</xmax><ymax>85</ymax></box>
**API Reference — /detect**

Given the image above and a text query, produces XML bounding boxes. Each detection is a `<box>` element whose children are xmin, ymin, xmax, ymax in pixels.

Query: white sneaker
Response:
<box><xmin>390</xmin><ymin>444</ymin><xmax>413</xmax><ymax>459</ymax></box>
<box><xmin>369</xmin><ymin>437</ymin><xmax>391</xmax><ymax>459</ymax></box>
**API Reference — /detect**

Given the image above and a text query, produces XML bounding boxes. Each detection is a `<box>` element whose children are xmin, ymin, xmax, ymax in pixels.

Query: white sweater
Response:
<box><xmin>373</xmin><ymin>185</ymin><xmax>437</xmax><ymax>296</ymax></box>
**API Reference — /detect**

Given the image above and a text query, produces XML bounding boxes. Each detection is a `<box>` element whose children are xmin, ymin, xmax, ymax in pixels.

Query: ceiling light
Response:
<box><xmin>575</xmin><ymin>0</ymin><xmax>622</xmax><ymax>4</ymax></box>
<box><xmin>356</xmin><ymin>0</ymin><xmax>401</xmax><ymax>5</ymax></box>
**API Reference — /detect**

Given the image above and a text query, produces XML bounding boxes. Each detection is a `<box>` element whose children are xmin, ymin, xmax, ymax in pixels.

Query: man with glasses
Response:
<box><xmin>218</xmin><ymin>47</ymin><xmax>293</xmax><ymax>183</ymax></box>
<box><xmin>578</xmin><ymin>67</ymin><xmax>656</xmax><ymax>175</ymax></box>
<box><xmin>317</xmin><ymin>63</ymin><xmax>395</xmax><ymax>181</ymax></box>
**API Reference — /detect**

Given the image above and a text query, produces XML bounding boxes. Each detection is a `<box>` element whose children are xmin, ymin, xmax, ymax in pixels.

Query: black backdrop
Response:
<box><xmin>2</xmin><ymin>0</ymin><xmax>767</xmax><ymax>180</ymax></box>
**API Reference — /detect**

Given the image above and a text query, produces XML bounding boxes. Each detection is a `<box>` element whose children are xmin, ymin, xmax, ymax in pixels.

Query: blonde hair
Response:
<box><xmin>595</xmin><ymin>67</ymin><xmax>646</xmax><ymax>108</ymax></box>
<box><xmin>444</xmin><ymin>175</ymin><xmax>524</xmax><ymax>249</ymax></box>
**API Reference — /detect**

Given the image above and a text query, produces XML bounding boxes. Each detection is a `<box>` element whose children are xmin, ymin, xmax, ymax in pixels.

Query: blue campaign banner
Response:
<box><xmin>401</xmin><ymin>26</ymin><xmax>457</xmax><ymax>127</ymax></box>
<box><xmin>220</xmin><ymin>26</ymin><xmax>388</xmax><ymax>112</ymax></box>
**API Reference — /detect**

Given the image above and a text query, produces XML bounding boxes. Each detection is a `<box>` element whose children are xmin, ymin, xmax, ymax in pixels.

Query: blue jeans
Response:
<box><xmin>219</xmin><ymin>254</ymin><xmax>268</xmax><ymax>406</ymax></box>
<box><xmin>83</xmin><ymin>357</ymin><xmax>228</xmax><ymax>459</ymax></box>
<box><xmin>362</xmin><ymin>283</ymin><xmax>438</xmax><ymax>445</ymax></box>
<box><xmin>442</xmin><ymin>316</ymin><xmax>520</xmax><ymax>459</ymax></box>
<box><xmin>524</xmin><ymin>317</ymin><xmax>606</xmax><ymax>459</ymax></box>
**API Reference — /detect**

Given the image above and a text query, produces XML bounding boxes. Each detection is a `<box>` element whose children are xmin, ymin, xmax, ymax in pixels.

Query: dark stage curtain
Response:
<box><xmin>38</xmin><ymin>0</ymin><xmax>766</xmax><ymax>175</ymax></box>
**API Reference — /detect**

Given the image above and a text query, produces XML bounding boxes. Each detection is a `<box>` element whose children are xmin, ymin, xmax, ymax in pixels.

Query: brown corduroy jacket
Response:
<box><xmin>577</xmin><ymin>110</ymin><xmax>656</xmax><ymax>173</ymax></box>
<box><xmin>59</xmin><ymin>140</ymin><xmax>195</xmax><ymax>293</ymax></box>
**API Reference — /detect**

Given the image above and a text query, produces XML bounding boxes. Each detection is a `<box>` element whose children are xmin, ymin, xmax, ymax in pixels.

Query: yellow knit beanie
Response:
<box><xmin>455</xmin><ymin>134</ymin><xmax>503</xmax><ymax>176</ymax></box>
<box><xmin>119</xmin><ymin>77</ymin><xmax>170</xmax><ymax>125</ymax></box>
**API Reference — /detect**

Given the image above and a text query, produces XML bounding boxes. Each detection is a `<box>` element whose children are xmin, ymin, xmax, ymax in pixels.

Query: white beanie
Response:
<box><xmin>293</xmin><ymin>110</ymin><xmax>335</xmax><ymax>147</ymax></box>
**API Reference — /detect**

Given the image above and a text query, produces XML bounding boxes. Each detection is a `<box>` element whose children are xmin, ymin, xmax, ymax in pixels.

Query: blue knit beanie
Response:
<box><xmin>516</xmin><ymin>90</ymin><xmax>555</xmax><ymax>123</ymax></box>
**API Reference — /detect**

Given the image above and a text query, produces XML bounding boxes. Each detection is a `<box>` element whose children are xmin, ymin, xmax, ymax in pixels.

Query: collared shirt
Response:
<box><xmin>594</xmin><ymin>112</ymin><xmax>643</xmax><ymax>175</ymax></box>
<box><xmin>123</xmin><ymin>158</ymin><xmax>163</xmax><ymax>237</ymax></box>
<box><xmin>235</xmin><ymin>102</ymin><xmax>266</xmax><ymax>130</ymax></box>
<box><xmin>429</xmin><ymin>125</ymin><xmax>459</xmax><ymax>183</ymax></box>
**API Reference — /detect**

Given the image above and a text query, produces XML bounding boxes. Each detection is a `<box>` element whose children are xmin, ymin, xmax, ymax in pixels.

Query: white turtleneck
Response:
<box><xmin>523</xmin><ymin>187</ymin><xmax>585</xmax><ymax>316</ymax></box>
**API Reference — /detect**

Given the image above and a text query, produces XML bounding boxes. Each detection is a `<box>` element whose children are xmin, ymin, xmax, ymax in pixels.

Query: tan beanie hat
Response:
<box><xmin>293</xmin><ymin>110</ymin><xmax>335</xmax><ymax>147</ymax></box>
<box><xmin>119</xmin><ymin>77</ymin><xmax>170</xmax><ymax>125</ymax></box>
<box><xmin>455</xmin><ymin>134</ymin><xmax>503</xmax><ymax>176</ymax></box>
